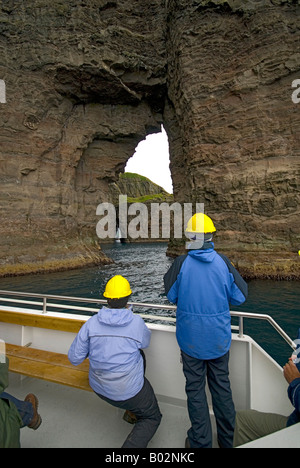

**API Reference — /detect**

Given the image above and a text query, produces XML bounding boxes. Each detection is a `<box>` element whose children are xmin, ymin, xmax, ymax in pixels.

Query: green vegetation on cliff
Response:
<box><xmin>113</xmin><ymin>172</ymin><xmax>173</xmax><ymax>204</ymax></box>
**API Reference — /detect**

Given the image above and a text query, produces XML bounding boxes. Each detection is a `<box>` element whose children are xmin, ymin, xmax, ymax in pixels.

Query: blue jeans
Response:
<box><xmin>181</xmin><ymin>350</ymin><xmax>235</xmax><ymax>448</ymax></box>
<box><xmin>0</xmin><ymin>392</ymin><xmax>34</xmax><ymax>427</ymax></box>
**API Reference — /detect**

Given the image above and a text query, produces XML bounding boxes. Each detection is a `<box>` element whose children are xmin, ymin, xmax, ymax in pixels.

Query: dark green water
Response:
<box><xmin>0</xmin><ymin>242</ymin><xmax>299</xmax><ymax>366</ymax></box>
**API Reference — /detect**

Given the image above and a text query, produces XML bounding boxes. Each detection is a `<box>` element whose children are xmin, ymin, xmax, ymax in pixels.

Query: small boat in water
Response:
<box><xmin>115</xmin><ymin>227</ymin><xmax>122</xmax><ymax>243</ymax></box>
<box><xmin>0</xmin><ymin>290</ymin><xmax>299</xmax><ymax>448</ymax></box>
<box><xmin>115</xmin><ymin>227</ymin><xmax>126</xmax><ymax>244</ymax></box>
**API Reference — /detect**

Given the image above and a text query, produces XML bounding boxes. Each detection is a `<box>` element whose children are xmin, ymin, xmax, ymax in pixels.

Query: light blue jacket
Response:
<box><xmin>68</xmin><ymin>306</ymin><xmax>151</xmax><ymax>400</ymax></box>
<box><xmin>164</xmin><ymin>243</ymin><xmax>248</xmax><ymax>360</ymax></box>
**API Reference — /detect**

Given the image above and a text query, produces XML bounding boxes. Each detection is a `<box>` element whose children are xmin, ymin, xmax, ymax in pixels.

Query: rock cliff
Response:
<box><xmin>0</xmin><ymin>0</ymin><xmax>299</xmax><ymax>278</ymax></box>
<box><xmin>165</xmin><ymin>0</ymin><xmax>300</xmax><ymax>279</ymax></box>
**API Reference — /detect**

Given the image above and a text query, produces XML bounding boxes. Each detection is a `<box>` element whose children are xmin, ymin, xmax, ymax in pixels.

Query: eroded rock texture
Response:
<box><xmin>0</xmin><ymin>0</ymin><xmax>299</xmax><ymax>278</ymax></box>
<box><xmin>0</xmin><ymin>0</ymin><xmax>166</xmax><ymax>275</ymax></box>
<box><xmin>165</xmin><ymin>0</ymin><xmax>300</xmax><ymax>278</ymax></box>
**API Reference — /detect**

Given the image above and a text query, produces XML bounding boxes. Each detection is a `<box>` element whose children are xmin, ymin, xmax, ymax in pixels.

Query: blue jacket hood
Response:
<box><xmin>188</xmin><ymin>243</ymin><xmax>217</xmax><ymax>263</ymax></box>
<box><xmin>97</xmin><ymin>306</ymin><xmax>134</xmax><ymax>327</ymax></box>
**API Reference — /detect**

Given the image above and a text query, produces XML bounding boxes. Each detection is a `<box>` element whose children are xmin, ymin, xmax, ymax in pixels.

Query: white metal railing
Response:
<box><xmin>0</xmin><ymin>290</ymin><xmax>176</xmax><ymax>324</ymax></box>
<box><xmin>0</xmin><ymin>290</ymin><xmax>296</xmax><ymax>350</ymax></box>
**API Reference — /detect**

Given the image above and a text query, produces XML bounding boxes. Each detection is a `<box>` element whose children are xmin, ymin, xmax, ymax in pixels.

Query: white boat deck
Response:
<box><xmin>7</xmin><ymin>366</ymin><xmax>300</xmax><ymax>449</ymax></box>
<box><xmin>7</xmin><ymin>372</ymin><xmax>203</xmax><ymax>449</ymax></box>
<box><xmin>1</xmin><ymin>295</ymin><xmax>299</xmax><ymax>449</ymax></box>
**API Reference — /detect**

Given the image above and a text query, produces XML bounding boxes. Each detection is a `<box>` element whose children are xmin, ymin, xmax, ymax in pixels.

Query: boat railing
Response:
<box><xmin>0</xmin><ymin>290</ymin><xmax>296</xmax><ymax>351</ymax></box>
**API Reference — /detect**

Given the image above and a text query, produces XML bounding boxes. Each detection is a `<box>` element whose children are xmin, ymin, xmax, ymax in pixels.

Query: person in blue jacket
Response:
<box><xmin>164</xmin><ymin>213</ymin><xmax>248</xmax><ymax>448</ymax></box>
<box><xmin>68</xmin><ymin>275</ymin><xmax>162</xmax><ymax>448</ymax></box>
<box><xmin>233</xmin><ymin>332</ymin><xmax>300</xmax><ymax>446</ymax></box>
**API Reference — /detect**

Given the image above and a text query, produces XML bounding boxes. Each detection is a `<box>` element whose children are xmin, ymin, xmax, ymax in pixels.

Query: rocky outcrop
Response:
<box><xmin>0</xmin><ymin>0</ymin><xmax>299</xmax><ymax>278</ymax></box>
<box><xmin>0</xmin><ymin>1</ymin><xmax>166</xmax><ymax>276</ymax></box>
<box><xmin>111</xmin><ymin>172</ymin><xmax>172</xmax><ymax>202</ymax></box>
<box><xmin>165</xmin><ymin>0</ymin><xmax>300</xmax><ymax>279</ymax></box>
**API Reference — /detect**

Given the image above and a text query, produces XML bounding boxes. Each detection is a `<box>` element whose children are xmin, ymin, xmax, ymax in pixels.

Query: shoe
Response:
<box><xmin>185</xmin><ymin>437</ymin><xmax>191</xmax><ymax>448</ymax></box>
<box><xmin>25</xmin><ymin>394</ymin><xmax>42</xmax><ymax>430</ymax></box>
<box><xmin>123</xmin><ymin>410</ymin><xmax>137</xmax><ymax>424</ymax></box>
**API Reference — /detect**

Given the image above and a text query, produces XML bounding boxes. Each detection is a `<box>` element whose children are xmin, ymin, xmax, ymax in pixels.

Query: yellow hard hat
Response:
<box><xmin>103</xmin><ymin>275</ymin><xmax>132</xmax><ymax>299</ymax></box>
<box><xmin>185</xmin><ymin>213</ymin><xmax>216</xmax><ymax>234</ymax></box>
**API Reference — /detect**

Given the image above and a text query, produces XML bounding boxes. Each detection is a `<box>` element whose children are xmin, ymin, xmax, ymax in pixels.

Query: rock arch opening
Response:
<box><xmin>124</xmin><ymin>125</ymin><xmax>173</xmax><ymax>195</ymax></box>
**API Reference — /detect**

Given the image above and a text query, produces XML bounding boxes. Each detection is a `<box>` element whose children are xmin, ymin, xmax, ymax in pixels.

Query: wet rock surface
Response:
<box><xmin>0</xmin><ymin>0</ymin><xmax>299</xmax><ymax>278</ymax></box>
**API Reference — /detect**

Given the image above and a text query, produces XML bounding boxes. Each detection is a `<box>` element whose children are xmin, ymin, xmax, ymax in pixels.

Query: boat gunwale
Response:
<box><xmin>0</xmin><ymin>289</ymin><xmax>296</xmax><ymax>350</ymax></box>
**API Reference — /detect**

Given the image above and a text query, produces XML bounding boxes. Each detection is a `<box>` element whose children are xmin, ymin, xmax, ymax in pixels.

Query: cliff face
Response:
<box><xmin>0</xmin><ymin>0</ymin><xmax>166</xmax><ymax>275</ymax></box>
<box><xmin>165</xmin><ymin>0</ymin><xmax>300</xmax><ymax>278</ymax></box>
<box><xmin>0</xmin><ymin>0</ymin><xmax>299</xmax><ymax>278</ymax></box>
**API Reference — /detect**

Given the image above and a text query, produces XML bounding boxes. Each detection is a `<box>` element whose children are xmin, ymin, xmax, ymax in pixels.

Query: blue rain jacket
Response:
<box><xmin>68</xmin><ymin>306</ymin><xmax>151</xmax><ymax>400</ymax></box>
<box><xmin>287</xmin><ymin>328</ymin><xmax>300</xmax><ymax>426</ymax></box>
<box><xmin>287</xmin><ymin>378</ymin><xmax>300</xmax><ymax>426</ymax></box>
<box><xmin>164</xmin><ymin>243</ymin><xmax>248</xmax><ymax>360</ymax></box>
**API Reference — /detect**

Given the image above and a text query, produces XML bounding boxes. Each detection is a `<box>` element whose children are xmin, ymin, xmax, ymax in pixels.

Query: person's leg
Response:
<box><xmin>1</xmin><ymin>392</ymin><xmax>34</xmax><ymax>427</ymax></box>
<box><xmin>123</xmin><ymin>350</ymin><xmax>146</xmax><ymax>424</ymax></box>
<box><xmin>96</xmin><ymin>378</ymin><xmax>162</xmax><ymax>448</ymax></box>
<box><xmin>233</xmin><ymin>410</ymin><xmax>288</xmax><ymax>447</ymax></box>
<box><xmin>121</xmin><ymin>378</ymin><xmax>162</xmax><ymax>448</ymax></box>
<box><xmin>181</xmin><ymin>350</ymin><xmax>212</xmax><ymax>448</ymax></box>
<box><xmin>0</xmin><ymin>392</ymin><xmax>41</xmax><ymax>429</ymax></box>
<box><xmin>207</xmin><ymin>352</ymin><xmax>235</xmax><ymax>448</ymax></box>
<box><xmin>24</xmin><ymin>394</ymin><xmax>42</xmax><ymax>429</ymax></box>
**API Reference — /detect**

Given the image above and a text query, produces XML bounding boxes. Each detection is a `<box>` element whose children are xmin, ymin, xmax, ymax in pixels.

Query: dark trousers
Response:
<box><xmin>95</xmin><ymin>376</ymin><xmax>162</xmax><ymax>448</ymax></box>
<box><xmin>181</xmin><ymin>350</ymin><xmax>235</xmax><ymax>448</ymax></box>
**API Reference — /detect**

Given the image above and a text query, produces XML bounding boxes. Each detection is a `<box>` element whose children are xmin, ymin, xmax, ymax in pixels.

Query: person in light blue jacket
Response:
<box><xmin>164</xmin><ymin>213</ymin><xmax>248</xmax><ymax>449</ymax></box>
<box><xmin>68</xmin><ymin>275</ymin><xmax>162</xmax><ymax>448</ymax></box>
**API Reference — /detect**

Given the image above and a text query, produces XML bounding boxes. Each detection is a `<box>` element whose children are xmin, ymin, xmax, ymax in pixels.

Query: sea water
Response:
<box><xmin>0</xmin><ymin>242</ymin><xmax>299</xmax><ymax>366</ymax></box>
